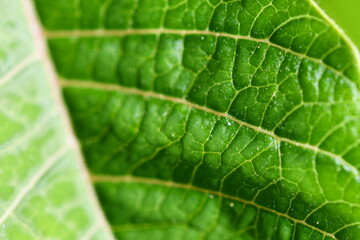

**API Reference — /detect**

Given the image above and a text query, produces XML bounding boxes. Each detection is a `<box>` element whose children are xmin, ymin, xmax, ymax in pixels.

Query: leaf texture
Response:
<box><xmin>2</xmin><ymin>0</ymin><xmax>360</xmax><ymax>239</ymax></box>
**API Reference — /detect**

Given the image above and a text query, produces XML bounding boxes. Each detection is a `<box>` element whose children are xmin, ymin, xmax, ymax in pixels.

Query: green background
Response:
<box><xmin>316</xmin><ymin>0</ymin><xmax>360</xmax><ymax>50</ymax></box>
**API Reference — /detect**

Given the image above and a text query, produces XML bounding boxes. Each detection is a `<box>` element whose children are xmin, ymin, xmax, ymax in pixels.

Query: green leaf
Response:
<box><xmin>2</xmin><ymin>0</ymin><xmax>360</xmax><ymax>239</ymax></box>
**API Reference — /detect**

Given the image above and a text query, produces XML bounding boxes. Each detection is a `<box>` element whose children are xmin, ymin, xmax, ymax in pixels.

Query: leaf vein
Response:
<box><xmin>44</xmin><ymin>28</ymin><xmax>349</xmax><ymax>80</ymax></box>
<box><xmin>91</xmin><ymin>174</ymin><xmax>336</xmax><ymax>239</ymax></box>
<box><xmin>60</xmin><ymin>79</ymin><xmax>360</xmax><ymax>178</ymax></box>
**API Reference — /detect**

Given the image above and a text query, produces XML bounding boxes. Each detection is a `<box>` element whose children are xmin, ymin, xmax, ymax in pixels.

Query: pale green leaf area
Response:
<box><xmin>1</xmin><ymin>0</ymin><xmax>360</xmax><ymax>239</ymax></box>
<box><xmin>0</xmin><ymin>1</ymin><xmax>111</xmax><ymax>239</ymax></box>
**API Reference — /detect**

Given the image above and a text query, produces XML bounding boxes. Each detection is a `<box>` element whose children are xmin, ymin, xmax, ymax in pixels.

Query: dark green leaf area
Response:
<box><xmin>35</xmin><ymin>0</ymin><xmax>360</xmax><ymax>81</ymax></box>
<box><xmin>96</xmin><ymin>182</ymin><xmax>298</xmax><ymax>240</ymax></box>
<box><xmin>51</xmin><ymin>35</ymin><xmax>360</xmax><ymax>168</ymax></box>
<box><xmin>64</xmin><ymin>87</ymin><xmax>360</xmax><ymax>239</ymax></box>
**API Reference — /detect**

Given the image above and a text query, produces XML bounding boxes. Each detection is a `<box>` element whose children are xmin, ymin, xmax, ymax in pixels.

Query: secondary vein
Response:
<box><xmin>44</xmin><ymin>28</ymin><xmax>349</xmax><ymax>80</ymax></box>
<box><xmin>60</xmin><ymin>79</ymin><xmax>360</xmax><ymax>178</ymax></box>
<box><xmin>91</xmin><ymin>174</ymin><xmax>336</xmax><ymax>239</ymax></box>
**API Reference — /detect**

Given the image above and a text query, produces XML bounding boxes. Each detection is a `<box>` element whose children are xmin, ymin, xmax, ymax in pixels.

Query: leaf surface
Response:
<box><xmin>2</xmin><ymin>0</ymin><xmax>360</xmax><ymax>239</ymax></box>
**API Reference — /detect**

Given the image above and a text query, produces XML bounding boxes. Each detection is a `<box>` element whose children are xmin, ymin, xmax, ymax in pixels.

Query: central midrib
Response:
<box><xmin>60</xmin><ymin>79</ymin><xmax>360</xmax><ymax>178</ymax></box>
<box><xmin>25</xmin><ymin>0</ymin><xmax>115</xmax><ymax>238</ymax></box>
<box><xmin>91</xmin><ymin>174</ymin><xmax>337</xmax><ymax>239</ymax></box>
<box><xmin>45</xmin><ymin>28</ymin><xmax>350</xmax><ymax>81</ymax></box>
